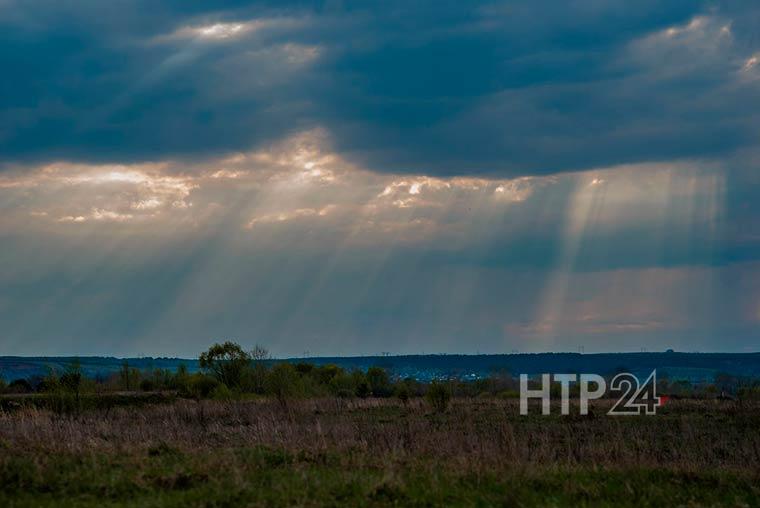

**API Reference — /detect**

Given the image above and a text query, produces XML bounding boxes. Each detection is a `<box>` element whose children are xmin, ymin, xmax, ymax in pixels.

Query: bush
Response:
<box><xmin>426</xmin><ymin>381</ymin><xmax>452</xmax><ymax>412</ymax></box>
<box><xmin>349</xmin><ymin>370</ymin><xmax>369</xmax><ymax>398</ymax></box>
<box><xmin>367</xmin><ymin>367</ymin><xmax>392</xmax><ymax>397</ymax></box>
<box><xmin>60</xmin><ymin>361</ymin><xmax>82</xmax><ymax>397</ymax></box>
<box><xmin>37</xmin><ymin>369</ymin><xmax>60</xmax><ymax>393</ymax></box>
<box><xmin>395</xmin><ymin>384</ymin><xmax>410</xmax><ymax>404</ymax></box>
<box><xmin>170</xmin><ymin>364</ymin><xmax>190</xmax><ymax>393</ymax></box>
<box><xmin>187</xmin><ymin>374</ymin><xmax>219</xmax><ymax>399</ymax></box>
<box><xmin>295</xmin><ymin>362</ymin><xmax>314</xmax><ymax>375</ymax></box>
<box><xmin>315</xmin><ymin>365</ymin><xmax>343</xmax><ymax>385</ymax></box>
<box><xmin>7</xmin><ymin>379</ymin><xmax>32</xmax><ymax>394</ymax></box>
<box><xmin>266</xmin><ymin>363</ymin><xmax>303</xmax><ymax>407</ymax></box>
<box><xmin>47</xmin><ymin>392</ymin><xmax>80</xmax><ymax>415</ymax></box>
<box><xmin>327</xmin><ymin>371</ymin><xmax>354</xmax><ymax>397</ymax></box>
<box><xmin>140</xmin><ymin>378</ymin><xmax>156</xmax><ymax>392</ymax></box>
<box><xmin>211</xmin><ymin>383</ymin><xmax>234</xmax><ymax>401</ymax></box>
<box><xmin>355</xmin><ymin>382</ymin><xmax>370</xmax><ymax>398</ymax></box>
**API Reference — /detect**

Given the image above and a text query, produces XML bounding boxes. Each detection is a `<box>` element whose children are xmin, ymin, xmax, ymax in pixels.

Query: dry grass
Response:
<box><xmin>2</xmin><ymin>397</ymin><xmax>758</xmax><ymax>471</ymax></box>
<box><xmin>2</xmin><ymin>398</ymin><xmax>760</xmax><ymax>506</ymax></box>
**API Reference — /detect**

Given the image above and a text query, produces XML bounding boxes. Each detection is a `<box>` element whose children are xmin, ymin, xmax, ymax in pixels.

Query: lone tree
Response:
<box><xmin>199</xmin><ymin>341</ymin><xmax>251</xmax><ymax>389</ymax></box>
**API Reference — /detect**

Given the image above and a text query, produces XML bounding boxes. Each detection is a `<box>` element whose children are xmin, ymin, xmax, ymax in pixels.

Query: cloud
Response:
<box><xmin>1</xmin><ymin>1</ymin><xmax>759</xmax><ymax>177</ymax></box>
<box><xmin>246</xmin><ymin>204</ymin><xmax>335</xmax><ymax>227</ymax></box>
<box><xmin>0</xmin><ymin>130</ymin><xmax>746</xmax><ymax>272</ymax></box>
<box><xmin>0</xmin><ymin>146</ymin><xmax>756</xmax><ymax>355</ymax></box>
<box><xmin>2</xmin><ymin>1</ymin><xmax>760</xmax><ymax>356</ymax></box>
<box><xmin>0</xmin><ymin>162</ymin><xmax>196</xmax><ymax>227</ymax></box>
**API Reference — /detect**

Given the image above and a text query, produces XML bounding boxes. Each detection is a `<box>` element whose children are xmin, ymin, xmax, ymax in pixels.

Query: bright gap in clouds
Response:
<box><xmin>197</xmin><ymin>23</ymin><xmax>246</xmax><ymax>39</ymax></box>
<box><xmin>0</xmin><ymin>129</ymin><xmax>735</xmax><ymax>356</ymax></box>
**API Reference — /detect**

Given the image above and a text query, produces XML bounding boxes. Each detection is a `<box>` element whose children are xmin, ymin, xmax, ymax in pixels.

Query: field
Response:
<box><xmin>1</xmin><ymin>397</ymin><xmax>759</xmax><ymax>507</ymax></box>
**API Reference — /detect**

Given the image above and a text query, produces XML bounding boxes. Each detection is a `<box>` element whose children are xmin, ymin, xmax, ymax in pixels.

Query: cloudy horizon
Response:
<box><xmin>1</xmin><ymin>1</ymin><xmax>759</xmax><ymax>357</ymax></box>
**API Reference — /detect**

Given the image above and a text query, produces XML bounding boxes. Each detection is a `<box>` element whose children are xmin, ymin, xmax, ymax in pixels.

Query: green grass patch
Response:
<box><xmin>1</xmin><ymin>448</ymin><xmax>759</xmax><ymax>507</ymax></box>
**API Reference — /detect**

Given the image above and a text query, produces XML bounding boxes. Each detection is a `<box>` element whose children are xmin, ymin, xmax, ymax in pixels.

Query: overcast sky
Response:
<box><xmin>1</xmin><ymin>1</ymin><xmax>759</xmax><ymax>357</ymax></box>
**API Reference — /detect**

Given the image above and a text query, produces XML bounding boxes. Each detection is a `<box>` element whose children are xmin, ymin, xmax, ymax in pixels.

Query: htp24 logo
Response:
<box><xmin>519</xmin><ymin>370</ymin><xmax>664</xmax><ymax>416</ymax></box>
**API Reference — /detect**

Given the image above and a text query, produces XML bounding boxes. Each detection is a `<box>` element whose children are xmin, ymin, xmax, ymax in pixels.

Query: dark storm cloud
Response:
<box><xmin>2</xmin><ymin>0</ymin><xmax>758</xmax><ymax>176</ymax></box>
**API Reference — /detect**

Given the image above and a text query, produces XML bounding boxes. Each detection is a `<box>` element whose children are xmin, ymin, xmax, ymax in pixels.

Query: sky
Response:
<box><xmin>1</xmin><ymin>1</ymin><xmax>759</xmax><ymax>357</ymax></box>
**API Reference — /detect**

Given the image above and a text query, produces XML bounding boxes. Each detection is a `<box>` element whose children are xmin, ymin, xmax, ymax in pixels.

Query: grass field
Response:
<box><xmin>1</xmin><ymin>397</ymin><xmax>759</xmax><ymax>507</ymax></box>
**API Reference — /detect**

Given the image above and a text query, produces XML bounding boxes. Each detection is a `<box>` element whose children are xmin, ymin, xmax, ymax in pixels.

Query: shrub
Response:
<box><xmin>46</xmin><ymin>392</ymin><xmax>80</xmax><ymax>415</ymax></box>
<box><xmin>328</xmin><ymin>371</ymin><xmax>355</xmax><ymax>397</ymax></box>
<box><xmin>140</xmin><ymin>378</ymin><xmax>156</xmax><ymax>392</ymax></box>
<box><xmin>37</xmin><ymin>368</ymin><xmax>60</xmax><ymax>393</ymax></box>
<box><xmin>8</xmin><ymin>379</ymin><xmax>32</xmax><ymax>394</ymax></box>
<box><xmin>211</xmin><ymin>383</ymin><xmax>234</xmax><ymax>401</ymax></box>
<box><xmin>350</xmin><ymin>370</ymin><xmax>370</xmax><ymax>398</ymax></box>
<box><xmin>60</xmin><ymin>361</ymin><xmax>82</xmax><ymax>401</ymax></box>
<box><xmin>355</xmin><ymin>381</ymin><xmax>371</xmax><ymax>398</ymax></box>
<box><xmin>266</xmin><ymin>363</ymin><xmax>303</xmax><ymax>407</ymax></box>
<box><xmin>395</xmin><ymin>383</ymin><xmax>410</xmax><ymax>404</ymax></box>
<box><xmin>295</xmin><ymin>362</ymin><xmax>314</xmax><ymax>375</ymax></box>
<box><xmin>315</xmin><ymin>364</ymin><xmax>343</xmax><ymax>385</ymax></box>
<box><xmin>187</xmin><ymin>374</ymin><xmax>219</xmax><ymax>399</ymax></box>
<box><xmin>426</xmin><ymin>381</ymin><xmax>452</xmax><ymax>412</ymax></box>
<box><xmin>170</xmin><ymin>363</ymin><xmax>191</xmax><ymax>393</ymax></box>
<box><xmin>367</xmin><ymin>367</ymin><xmax>392</xmax><ymax>397</ymax></box>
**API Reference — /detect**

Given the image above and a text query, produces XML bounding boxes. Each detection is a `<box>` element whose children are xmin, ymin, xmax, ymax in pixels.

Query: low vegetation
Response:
<box><xmin>2</xmin><ymin>342</ymin><xmax>760</xmax><ymax>506</ymax></box>
<box><xmin>1</xmin><ymin>398</ymin><xmax>759</xmax><ymax>506</ymax></box>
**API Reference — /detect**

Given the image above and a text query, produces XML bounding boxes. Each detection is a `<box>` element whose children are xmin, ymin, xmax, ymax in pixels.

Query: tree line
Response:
<box><xmin>3</xmin><ymin>342</ymin><xmax>760</xmax><ymax>412</ymax></box>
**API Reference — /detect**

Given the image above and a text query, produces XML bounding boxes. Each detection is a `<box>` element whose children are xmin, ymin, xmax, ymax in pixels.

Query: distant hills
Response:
<box><xmin>2</xmin><ymin>352</ymin><xmax>760</xmax><ymax>383</ymax></box>
<box><xmin>0</xmin><ymin>356</ymin><xmax>199</xmax><ymax>383</ymax></box>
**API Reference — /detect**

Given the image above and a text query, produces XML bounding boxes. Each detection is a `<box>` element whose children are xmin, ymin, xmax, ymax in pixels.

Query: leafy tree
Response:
<box><xmin>199</xmin><ymin>341</ymin><xmax>251</xmax><ymax>389</ymax></box>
